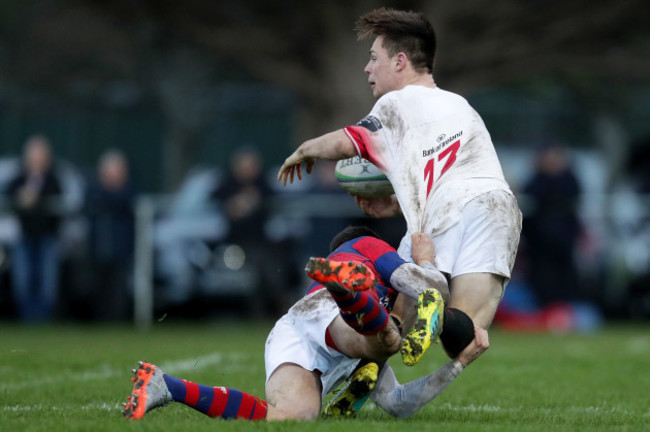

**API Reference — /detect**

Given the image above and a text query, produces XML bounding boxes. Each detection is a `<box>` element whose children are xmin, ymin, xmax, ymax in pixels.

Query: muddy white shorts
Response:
<box><xmin>264</xmin><ymin>290</ymin><xmax>360</xmax><ymax>398</ymax></box>
<box><xmin>398</xmin><ymin>190</ymin><xmax>522</xmax><ymax>280</ymax></box>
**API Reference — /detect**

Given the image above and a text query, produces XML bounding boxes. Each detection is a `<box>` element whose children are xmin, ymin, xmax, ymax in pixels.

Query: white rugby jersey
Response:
<box><xmin>344</xmin><ymin>85</ymin><xmax>513</xmax><ymax>238</ymax></box>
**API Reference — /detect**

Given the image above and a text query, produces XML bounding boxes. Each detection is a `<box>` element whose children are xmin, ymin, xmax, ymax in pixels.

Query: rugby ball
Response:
<box><xmin>334</xmin><ymin>157</ymin><xmax>394</xmax><ymax>198</ymax></box>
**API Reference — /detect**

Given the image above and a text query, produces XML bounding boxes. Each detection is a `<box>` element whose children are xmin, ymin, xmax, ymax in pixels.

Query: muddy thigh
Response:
<box><xmin>448</xmin><ymin>272</ymin><xmax>505</xmax><ymax>330</ymax></box>
<box><xmin>265</xmin><ymin>363</ymin><xmax>322</xmax><ymax>420</ymax></box>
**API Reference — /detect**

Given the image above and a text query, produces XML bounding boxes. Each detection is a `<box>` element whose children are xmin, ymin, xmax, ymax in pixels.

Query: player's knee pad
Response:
<box><xmin>440</xmin><ymin>308</ymin><xmax>475</xmax><ymax>359</ymax></box>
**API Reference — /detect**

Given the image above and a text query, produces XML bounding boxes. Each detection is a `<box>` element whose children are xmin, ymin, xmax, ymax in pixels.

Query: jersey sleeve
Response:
<box><xmin>351</xmin><ymin>236</ymin><xmax>406</xmax><ymax>284</ymax></box>
<box><xmin>343</xmin><ymin>93</ymin><xmax>403</xmax><ymax>173</ymax></box>
<box><xmin>343</xmin><ymin>123</ymin><xmax>384</xmax><ymax>170</ymax></box>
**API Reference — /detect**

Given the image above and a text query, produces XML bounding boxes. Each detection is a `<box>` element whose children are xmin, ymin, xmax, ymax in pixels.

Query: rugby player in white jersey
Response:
<box><xmin>278</xmin><ymin>7</ymin><xmax>522</xmax><ymax>414</ymax></box>
<box><xmin>121</xmin><ymin>227</ymin><xmax>487</xmax><ymax>421</ymax></box>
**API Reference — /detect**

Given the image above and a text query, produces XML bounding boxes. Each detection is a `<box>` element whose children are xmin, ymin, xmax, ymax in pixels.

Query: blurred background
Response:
<box><xmin>0</xmin><ymin>0</ymin><xmax>648</xmax><ymax>330</ymax></box>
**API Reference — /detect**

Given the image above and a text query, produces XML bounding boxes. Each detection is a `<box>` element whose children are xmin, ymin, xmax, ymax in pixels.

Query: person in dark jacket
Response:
<box><xmin>5</xmin><ymin>135</ymin><xmax>63</xmax><ymax>321</ymax></box>
<box><xmin>523</xmin><ymin>144</ymin><xmax>582</xmax><ymax>305</ymax></box>
<box><xmin>84</xmin><ymin>149</ymin><xmax>136</xmax><ymax>321</ymax></box>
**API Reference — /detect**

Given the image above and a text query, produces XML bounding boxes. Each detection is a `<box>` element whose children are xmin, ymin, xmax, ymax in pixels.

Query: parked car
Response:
<box><xmin>152</xmin><ymin>166</ymin><xmax>230</xmax><ymax>305</ymax></box>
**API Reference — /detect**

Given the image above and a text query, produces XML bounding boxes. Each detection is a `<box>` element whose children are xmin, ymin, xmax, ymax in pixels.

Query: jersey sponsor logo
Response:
<box><xmin>356</xmin><ymin>115</ymin><xmax>383</xmax><ymax>132</ymax></box>
<box><xmin>423</xmin><ymin>131</ymin><xmax>463</xmax><ymax>158</ymax></box>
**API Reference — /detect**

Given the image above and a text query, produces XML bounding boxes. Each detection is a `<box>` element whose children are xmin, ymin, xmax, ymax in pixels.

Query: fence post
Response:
<box><xmin>134</xmin><ymin>195</ymin><xmax>155</xmax><ymax>331</ymax></box>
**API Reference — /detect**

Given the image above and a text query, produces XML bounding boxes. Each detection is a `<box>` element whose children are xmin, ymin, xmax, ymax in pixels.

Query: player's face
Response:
<box><xmin>364</xmin><ymin>36</ymin><xmax>400</xmax><ymax>98</ymax></box>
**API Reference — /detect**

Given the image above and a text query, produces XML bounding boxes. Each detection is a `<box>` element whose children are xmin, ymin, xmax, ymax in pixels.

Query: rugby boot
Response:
<box><xmin>323</xmin><ymin>361</ymin><xmax>379</xmax><ymax>417</ymax></box>
<box><xmin>400</xmin><ymin>288</ymin><xmax>444</xmax><ymax>366</ymax></box>
<box><xmin>122</xmin><ymin>361</ymin><xmax>172</xmax><ymax>420</ymax></box>
<box><xmin>306</xmin><ymin>257</ymin><xmax>376</xmax><ymax>294</ymax></box>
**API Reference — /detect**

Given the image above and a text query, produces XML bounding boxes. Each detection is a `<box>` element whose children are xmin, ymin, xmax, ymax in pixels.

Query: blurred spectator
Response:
<box><xmin>82</xmin><ymin>150</ymin><xmax>135</xmax><ymax>321</ymax></box>
<box><xmin>624</xmin><ymin>136</ymin><xmax>650</xmax><ymax>318</ymax></box>
<box><xmin>5</xmin><ymin>135</ymin><xmax>63</xmax><ymax>322</ymax></box>
<box><xmin>211</xmin><ymin>147</ymin><xmax>279</xmax><ymax>314</ymax></box>
<box><xmin>523</xmin><ymin>144</ymin><xmax>582</xmax><ymax>306</ymax></box>
<box><xmin>214</xmin><ymin>147</ymin><xmax>271</xmax><ymax>244</ymax></box>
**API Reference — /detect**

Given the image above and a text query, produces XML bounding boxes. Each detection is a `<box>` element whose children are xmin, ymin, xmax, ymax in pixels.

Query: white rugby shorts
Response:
<box><xmin>264</xmin><ymin>290</ymin><xmax>360</xmax><ymax>398</ymax></box>
<box><xmin>398</xmin><ymin>190</ymin><xmax>522</xmax><ymax>280</ymax></box>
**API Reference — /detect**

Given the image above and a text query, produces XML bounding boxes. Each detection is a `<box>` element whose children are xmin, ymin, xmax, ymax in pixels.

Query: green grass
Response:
<box><xmin>1</xmin><ymin>320</ymin><xmax>649</xmax><ymax>431</ymax></box>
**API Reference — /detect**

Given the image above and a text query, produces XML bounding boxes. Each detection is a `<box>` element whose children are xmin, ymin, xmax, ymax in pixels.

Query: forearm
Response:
<box><xmin>298</xmin><ymin>129</ymin><xmax>357</xmax><ymax>161</ymax></box>
<box><xmin>389</xmin><ymin>262</ymin><xmax>449</xmax><ymax>301</ymax></box>
<box><xmin>371</xmin><ymin>361</ymin><xmax>465</xmax><ymax>418</ymax></box>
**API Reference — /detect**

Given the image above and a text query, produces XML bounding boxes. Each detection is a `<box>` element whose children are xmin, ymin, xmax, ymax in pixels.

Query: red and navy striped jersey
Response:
<box><xmin>305</xmin><ymin>236</ymin><xmax>406</xmax><ymax>311</ymax></box>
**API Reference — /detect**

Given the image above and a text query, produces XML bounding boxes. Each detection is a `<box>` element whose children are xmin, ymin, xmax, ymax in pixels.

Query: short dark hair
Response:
<box><xmin>329</xmin><ymin>225</ymin><xmax>381</xmax><ymax>252</ymax></box>
<box><xmin>355</xmin><ymin>8</ymin><xmax>436</xmax><ymax>74</ymax></box>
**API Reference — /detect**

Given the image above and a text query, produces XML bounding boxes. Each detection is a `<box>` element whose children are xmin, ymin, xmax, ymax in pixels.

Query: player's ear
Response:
<box><xmin>395</xmin><ymin>52</ymin><xmax>408</xmax><ymax>71</ymax></box>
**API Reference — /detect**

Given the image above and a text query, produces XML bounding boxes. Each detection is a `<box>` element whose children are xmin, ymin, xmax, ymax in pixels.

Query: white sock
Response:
<box><xmin>371</xmin><ymin>360</ymin><xmax>464</xmax><ymax>418</ymax></box>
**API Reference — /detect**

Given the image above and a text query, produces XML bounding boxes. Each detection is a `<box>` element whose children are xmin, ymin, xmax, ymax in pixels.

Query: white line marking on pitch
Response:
<box><xmin>433</xmin><ymin>403</ymin><xmax>635</xmax><ymax>416</ymax></box>
<box><xmin>3</xmin><ymin>402</ymin><xmax>121</xmax><ymax>412</ymax></box>
<box><xmin>0</xmin><ymin>351</ymin><xmax>249</xmax><ymax>391</ymax></box>
<box><xmin>3</xmin><ymin>402</ymin><xmax>640</xmax><ymax>417</ymax></box>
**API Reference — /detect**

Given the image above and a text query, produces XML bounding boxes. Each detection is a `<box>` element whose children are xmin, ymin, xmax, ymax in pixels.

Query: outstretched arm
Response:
<box><xmin>277</xmin><ymin>129</ymin><xmax>357</xmax><ymax>186</ymax></box>
<box><xmin>371</xmin><ymin>327</ymin><xmax>489</xmax><ymax>418</ymax></box>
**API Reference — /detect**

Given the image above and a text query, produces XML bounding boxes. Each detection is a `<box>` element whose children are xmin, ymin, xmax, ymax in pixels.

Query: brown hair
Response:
<box><xmin>355</xmin><ymin>8</ymin><xmax>436</xmax><ymax>74</ymax></box>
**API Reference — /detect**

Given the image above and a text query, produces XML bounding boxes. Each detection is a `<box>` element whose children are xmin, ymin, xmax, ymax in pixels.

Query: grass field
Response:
<box><xmin>1</xmin><ymin>320</ymin><xmax>649</xmax><ymax>431</ymax></box>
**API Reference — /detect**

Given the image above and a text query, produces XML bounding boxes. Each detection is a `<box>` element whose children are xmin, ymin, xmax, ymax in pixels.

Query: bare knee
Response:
<box><xmin>362</xmin><ymin>317</ymin><xmax>403</xmax><ymax>360</ymax></box>
<box><xmin>374</xmin><ymin>325</ymin><xmax>402</xmax><ymax>358</ymax></box>
<box><xmin>328</xmin><ymin>316</ymin><xmax>401</xmax><ymax>360</ymax></box>
<box><xmin>265</xmin><ymin>363</ymin><xmax>321</xmax><ymax>421</ymax></box>
<box><xmin>449</xmin><ymin>273</ymin><xmax>505</xmax><ymax>329</ymax></box>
